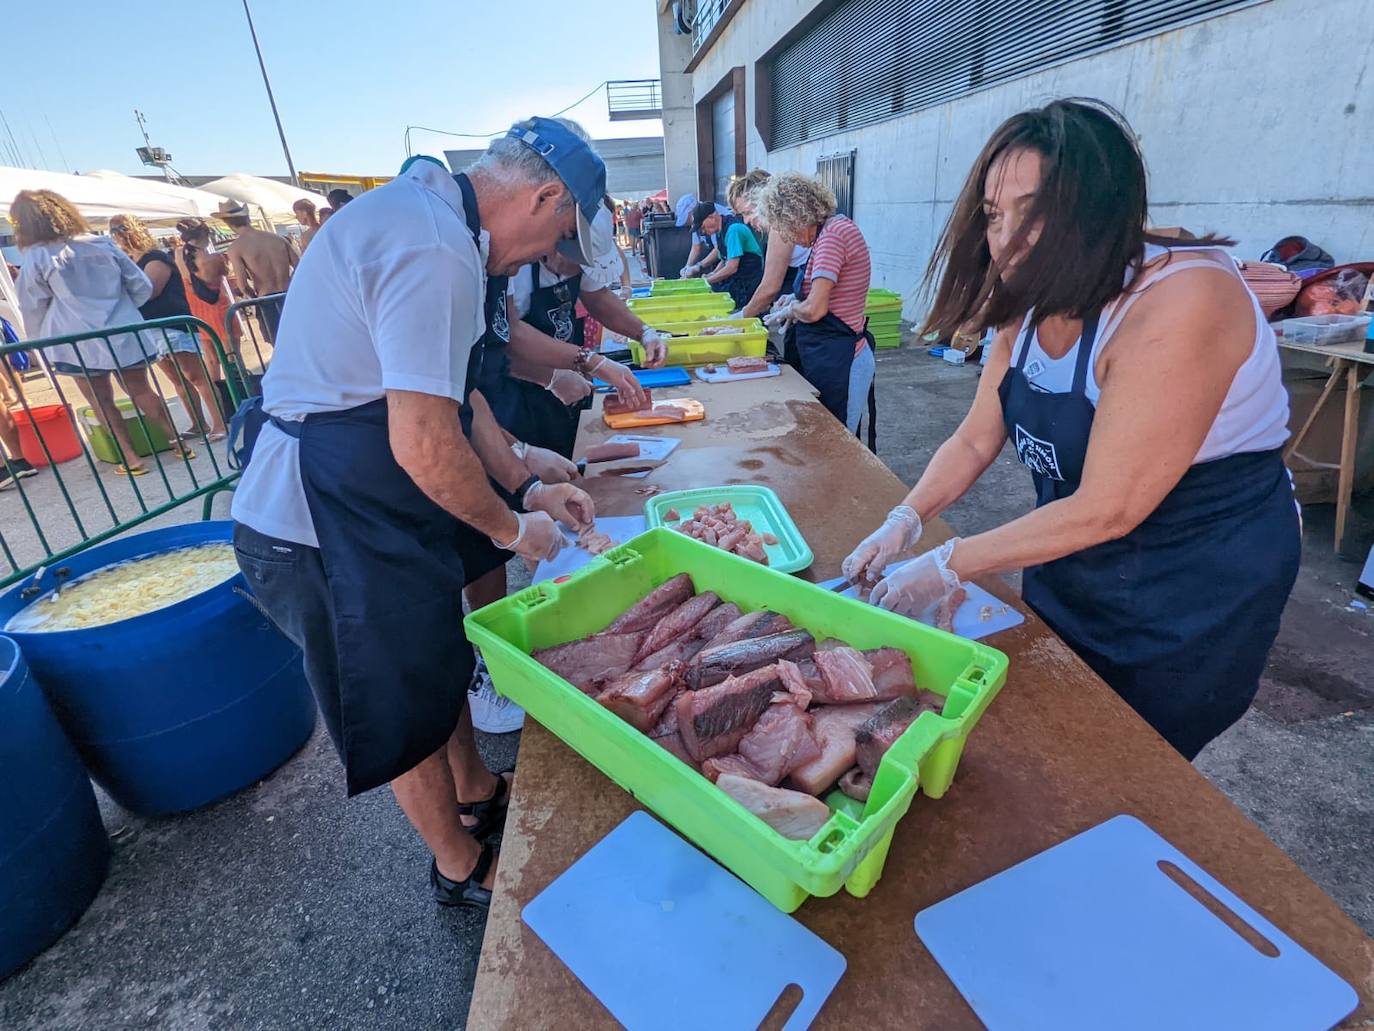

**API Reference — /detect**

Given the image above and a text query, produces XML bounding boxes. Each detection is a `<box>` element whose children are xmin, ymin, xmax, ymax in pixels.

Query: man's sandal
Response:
<box><xmin>430</xmin><ymin>844</ymin><xmax>495</xmax><ymax>909</ymax></box>
<box><xmin>457</xmin><ymin>771</ymin><xmax>512</xmax><ymax>840</ymax></box>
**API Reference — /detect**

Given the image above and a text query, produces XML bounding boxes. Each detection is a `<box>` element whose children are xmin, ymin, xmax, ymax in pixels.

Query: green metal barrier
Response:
<box><xmin>0</xmin><ymin>315</ymin><xmax>245</xmax><ymax>589</ymax></box>
<box><xmin>222</xmin><ymin>292</ymin><xmax>283</xmax><ymax>398</ymax></box>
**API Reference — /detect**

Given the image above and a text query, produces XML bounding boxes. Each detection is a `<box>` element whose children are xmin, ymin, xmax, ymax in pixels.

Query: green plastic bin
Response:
<box><xmin>465</xmin><ymin>528</ymin><xmax>1008</xmax><ymax>911</ymax></box>
<box><xmin>628</xmin><ymin>294</ymin><xmax>734</xmax><ymax>324</ymax></box>
<box><xmin>630</xmin><ymin>322</ymin><xmax>769</xmax><ymax>368</ymax></box>
<box><xmin>77</xmin><ymin>401</ymin><xmax>172</xmax><ymax>464</ymax></box>
<box><xmin>650</xmin><ymin>278</ymin><xmax>711</xmax><ymax>295</ymax></box>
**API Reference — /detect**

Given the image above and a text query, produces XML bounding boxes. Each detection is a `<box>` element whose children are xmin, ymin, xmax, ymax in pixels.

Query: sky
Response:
<box><xmin>2</xmin><ymin>0</ymin><xmax>663</xmax><ymax>179</ymax></box>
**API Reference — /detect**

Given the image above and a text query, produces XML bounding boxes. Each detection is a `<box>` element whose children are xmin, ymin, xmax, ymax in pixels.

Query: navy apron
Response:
<box><xmin>706</xmin><ymin>216</ymin><xmax>764</xmax><ymax>311</ymax></box>
<box><xmin>999</xmin><ymin>311</ymin><xmax>1301</xmax><ymax>759</ymax></box>
<box><xmin>507</xmin><ymin>261</ymin><xmax>591</xmax><ymax>459</ymax></box>
<box><xmin>782</xmin><ymin>223</ymin><xmax>877</xmax><ymax>450</ymax></box>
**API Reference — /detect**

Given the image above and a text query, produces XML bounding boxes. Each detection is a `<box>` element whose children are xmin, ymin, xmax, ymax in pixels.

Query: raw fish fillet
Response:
<box><xmin>676</xmin><ymin>664</ymin><xmax>782</xmax><ymax>761</ymax></box>
<box><xmin>596</xmin><ymin>662</ymin><xmax>685</xmax><ymax>732</ymax></box>
<box><xmin>633</xmin><ymin>635</ymin><xmax>708</xmax><ymax>672</ymax></box>
<box><xmin>736</xmin><ymin>699</ymin><xmax>821</xmax><ymax>785</ymax></box>
<box><xmin>786</xmin><ymin>702</ymin><xmax>883</xmax><ymax>796</ymax></box>
<box><xmin>866</xmin><ymin>648</ymin><xmax>919</xmax><ymax>698</ymax></box>
<box><xmin>715</xmin><ymin>774</ymin><xmax>832</xmax><ymax>841</ymax></box>
<box><xmin>577</xmin><ymin>526</ymin><xmax>615</xmax><ymax>555</ymax></box>
<box><xmin>854</xmin><ymin>693</ymin><xmax>944</xmax><ymax>778</ymax></box>
<box><xmin>810</xmin><ymin>647</ymin><xmax>921</xmax><ymax>704</ymax></box>
<box><xmin>726</xmin><ymin>355</ymin><xmax>769</xmax><ymax>373</ymax></box>
<box><xmin>634</xmin><ymin>592</ymin><xmax>719</xmax><ymax>660</ymax></box>
<box><xmin>935</xmin><ymin>586</ymin><xmax>968</xmax><ymax>633</ymax></box>
<box><xmin>648</xmin><ymin>692</ymin><xmax>694</xmax><ymax>766</ymax></box>
<box><xmin>702</xmin><ymin>610</ymin><xmax>793</xmax><ymax>649</ymax></box>
<box><xmin>605</xmin><ymin>573</ymin><xmax>694</xmax><ymax>633</ymax></box>
<box><xmin>686</xmin><ymin>629</ymin><xmax>815</xmax><ymax>690</ymax></box>
<box><xmin>585</xmin><ymin>441</ymin><xmax>640</xmax><ymax>463</ymax></box>
<box><xmin>700</xmin><ymin>753</ymin><xmax>765</xmax><ymax>782</ymax></box>
<box><xmin>533</xmin><ymin>630</ymin><xmax>647</xmax><ymax>694</ymax></box>
<box><xmin>774</xmin><ymin>659</ymin><xmax>816</xmax><ymax>709</ymax></box>
<box><xmin>603</xmin><ymin>388</ymin><xmax>651</xmax><ymax>416</ymax></box>
<box><xmin>690</xmin><ymin>602</ymin><xmax>742</xmax><ymax>645</ymax></box>
<box><xmin>839</xmin><ymin>766</ymin><xmax>873</xmax><ymax>802</ymax></box>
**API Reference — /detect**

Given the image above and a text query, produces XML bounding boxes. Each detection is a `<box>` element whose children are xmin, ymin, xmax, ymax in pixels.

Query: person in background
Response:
<box><xmin>293</xmin><ymin>198</ymin><xmax>321</xmax><ymax>253</ymax></box>
<box><xmin>109</xmin><ymin>216</ymin><xmax>226</xmax><ymax>443</ymax></box>
<box><xmin>326</xmin><ymin>188</ymin><xmax>353</xmax><ymax>211</ymax></box>
<box><xmin>624</xmin><ymin>198</ymin><xmax>644</xmax><ymax>259</ymax></box>
<box><xmin>175</xmin><ymin>218</ymin><xmax>237</xmax><ymax>381</ymax></box>
<box><xmin>215</xmin><ymin>200</ymin><xmax>297</xmax><ymax>344</ymax></box>
<box><xmin>12</xmin><ymin>190</ymin><xmax>186</xmax><ymax>477</ymax></box>
<box><xmin>731</xmin><ymin>170</ymin><xmax>812</xmax><ymax>319</ymax></box>
<box><xmin>841</xmin><ymin>99</ymin><xmax>1299</xmax><ymax>761</ymax></box>
<box><xmin>317</xmin><ymin>206</ymin><xmax>333</xmax><ymax>227</ymax></box>
<box><xmin>758</xmin><ymin>173</ymin><xmax>875</xmax><ymax>443</ymax></box>
<box><xmin>685</xmin><ymin>201</ymin><xmax>764</xmax><ymax>312</ymax></box>
<box><xmin>678</xmin><ymin>194</ymin><xmax>734</xmax><ymax>274</ymax></box>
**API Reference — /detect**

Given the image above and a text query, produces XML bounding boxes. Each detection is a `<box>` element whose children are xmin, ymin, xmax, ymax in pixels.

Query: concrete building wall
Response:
<box><xmin>671</xmin><ymin>0</ymin><xmax>1374</xmax><ymax>318</ymax></box>
<box><xmin>657</xmin><ymin>0</ymin><xmax>699</xmax><ymax>203</ymax></box>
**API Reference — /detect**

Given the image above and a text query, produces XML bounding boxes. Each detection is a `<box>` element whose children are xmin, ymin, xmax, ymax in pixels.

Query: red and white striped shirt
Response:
<box><xmin>803</xmin><ymin>215</ymin><xmax>871</xmax><ymax>350</ymax></box>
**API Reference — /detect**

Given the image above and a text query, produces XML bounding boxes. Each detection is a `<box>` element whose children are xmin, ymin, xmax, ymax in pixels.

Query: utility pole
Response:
<box><xmin>241</xmin><ymin>0</ymin><xmax>299</xmax><ymax>187</ymax></box>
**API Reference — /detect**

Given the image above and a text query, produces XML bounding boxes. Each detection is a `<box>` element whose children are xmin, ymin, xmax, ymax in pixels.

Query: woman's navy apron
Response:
<box><xmin>782</xmin><ymin>221</ymin><xmax>877</xmax><ymax>450</ymax></box>
<box><xmin>999</xmin><ymin>311</ymin><xmax>1301</xmax><ymax>759</ymax></box>
<box><xmin>706</xmin><ymin>217</ymin><xmax>764</xmax><ymax>310</ymax></box>
<box><xmin>256</xmin><ymin>175</ymin><xmax>504</xmax><ymax>794</ymax></box>
<box><xmin>507</xmin><ymin>261</ymin><xmax>591</xmax><ymax>459</ymax></box>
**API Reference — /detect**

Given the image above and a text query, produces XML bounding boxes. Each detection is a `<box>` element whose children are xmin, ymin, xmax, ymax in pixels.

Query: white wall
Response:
<box><xmin>657</xmin><ymin>1</ymin><xmax>698</xmax><ymax>203</ymax></box>
<box><xmin>671</xmin><ymin>0</ymin><xmax>1374</xmax><ymax>319</ymax></box>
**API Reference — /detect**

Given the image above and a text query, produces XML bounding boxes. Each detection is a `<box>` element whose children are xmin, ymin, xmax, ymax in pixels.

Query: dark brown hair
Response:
<box><xmin>921</xmin><ymin>98</ymin><xmax>1231</xmax><ymax>337</ymax></box>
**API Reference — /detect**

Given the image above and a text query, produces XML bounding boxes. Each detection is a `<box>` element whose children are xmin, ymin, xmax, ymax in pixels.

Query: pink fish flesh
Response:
<box><xmin>605</xmin><ymin>573</ymin><xmax>694</xmax><ymax>634</ymax></box>
<box><xmin>533</xmin><ymin>630</ymin><xmax>647</xmax><ymax>694</ymax></box>
<box><xmin>596</xmin><ymin>662</ymin><xmax>686</xmax><ymax>732</ymax></box>
<box><xmin>715</xmin><ymin>774</ymin><xmax>832</xmax><ymax>840</ymax></box>
<box><xmin>634</xmin><ymin>591</ymin><xmax>719</xmax><ymax>660</ymax></box>
<box><xmin>676</xmin><ymin>664</ymin><xmax>783</xmax><ymax>761</ymax></box>
<box><xmin>786</xmin><ymin>702</ymin><xmax>883</xmax><ymax>796</ymax></box>
<box><xmin>735</xmin><ymin>699</ymin><xmax>821</xmax><ymax>785</ymax></box>
<box><xmin>685</xmin><ymin>630</ymin><xmax>815</xmax><ymax>690</ymax></box>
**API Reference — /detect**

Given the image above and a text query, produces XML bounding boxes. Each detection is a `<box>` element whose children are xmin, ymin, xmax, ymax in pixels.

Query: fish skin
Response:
<box><xmin>701</xmin><ymin>610</ymin><xmax>794</xmax><ymax>649</ymax></box>
<box><xmin>634</xmin><ymin>592</ymin><xmax>719</xmax><ymax>661</ymax></box>
<box><xmin>854</xmin><ymin>693</ymin><xmax>943</xmax><ymax>778</ymax></box>
<box><xmin>676</xmin><ymin>664</ymin><xmax>783</xmax><ymax>761</ymax></box>
<box><xmin>685</xmin><ymin>629</ymin><xmax>815</xmax><ymax>690</ymax></box>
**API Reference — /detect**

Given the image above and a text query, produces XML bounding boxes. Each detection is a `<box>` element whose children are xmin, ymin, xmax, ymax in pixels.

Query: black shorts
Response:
<box><xmin>233</xmin><ymin>523</ymin><xmax>472</xmax><ymax>791</ymax></box>
<box><xmin>257</xmin><ymin>297</ymin><xmax>284</xmax><ymax>343</ymax></box>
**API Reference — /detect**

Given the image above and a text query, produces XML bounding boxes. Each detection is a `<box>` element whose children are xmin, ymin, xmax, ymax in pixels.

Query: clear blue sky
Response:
<box><xmin>3</xmin><ymin>0</ymin><xmax>663</xmax><ymax>178</ymax></box>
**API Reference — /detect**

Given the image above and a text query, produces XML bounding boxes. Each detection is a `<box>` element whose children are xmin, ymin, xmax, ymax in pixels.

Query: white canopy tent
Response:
<box><xmin>0</xmin><ymin>165</ymin><xmax>208</xmax><ymax>227</ymax></box>
<box><xmin>83</xmin><ymin>170</ymin><xmax>226</xmax><ymax>220</ymax></box>
<box><xmin>199</xmin><ymin>174</ymin><xmax>329</xmax><ymax>225</ymax></box>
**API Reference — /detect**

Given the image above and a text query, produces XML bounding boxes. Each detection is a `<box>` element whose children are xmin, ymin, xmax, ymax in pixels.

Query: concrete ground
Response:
<box><xmin>1</xmin><ymin>344</ymin><xmax>1371</xmax><ymax>1030</ymax></box>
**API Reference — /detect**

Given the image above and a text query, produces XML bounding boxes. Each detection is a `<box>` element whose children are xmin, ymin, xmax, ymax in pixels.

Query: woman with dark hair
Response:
<box><xmin>842</xmin><ymin>99</ymin><xmax>1299</xmax><ymax>760</ymax></box>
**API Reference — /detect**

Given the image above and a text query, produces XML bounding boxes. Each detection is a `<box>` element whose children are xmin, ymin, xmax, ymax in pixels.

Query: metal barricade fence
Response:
<box><xmin>0</xmin><ymin>315</ymin><xmax>243</xmax><ymax>589</ymax></box>
<box><xmin>221</xmin><ymin>292</ymin><xmax>284</xmax><ymax>402</ymax></box>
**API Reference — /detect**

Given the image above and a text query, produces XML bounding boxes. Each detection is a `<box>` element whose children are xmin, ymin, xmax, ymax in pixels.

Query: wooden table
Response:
<box><xmin>1280</xmin><ymin>336</ymin><xmax>1373</xmax><ymax>551</ymax></box>
<box><xmin>468</xmin><ymin>366</ymin><xmax>1373</xmax><ymax>1028</ymax></box>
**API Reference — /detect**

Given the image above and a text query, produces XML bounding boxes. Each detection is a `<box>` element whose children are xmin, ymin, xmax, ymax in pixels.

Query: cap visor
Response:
<box><xmin>556</xmin><ymin>208</ymin><xmax>597</xmax><ymax>266</ymax></box>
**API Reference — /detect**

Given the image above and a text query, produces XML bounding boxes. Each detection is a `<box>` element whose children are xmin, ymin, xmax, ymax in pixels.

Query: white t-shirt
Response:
<box><xmin>231</xmin><ymin>161</ymin><xmax>488</xmax><ymax>546</ymax></box>
<box><xmin>508</xmin><ymin>259</ymin><xmax>610</xmax><ymax>318</ymax></box>
<box><xmin>1013</xmin><ymin>246</ymin><xmax>1290</xmax><ymax>464</ymax></box>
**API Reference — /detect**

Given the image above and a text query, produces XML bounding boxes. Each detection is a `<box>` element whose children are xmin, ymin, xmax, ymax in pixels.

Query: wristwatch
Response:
<box><xmin>510</xmin><ymin>440</ymin><xmax>529</xmax><ymax>461</ymax></box>
<box><xmin>514</xmin><ymin>473</ymin><xmax>542</xmax><ymax>512</ymax></box>
<box><xmin>572</xmin><ymin>346</ymin><xmax>597</xmax><ymax>375</ymax></box>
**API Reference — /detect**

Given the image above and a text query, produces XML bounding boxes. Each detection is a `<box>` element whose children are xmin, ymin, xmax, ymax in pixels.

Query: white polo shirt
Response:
<box><xmin>231</xmin><ymin>161</ymin><xmax>488</xmax><ymax>546</ymax></box>
<box><xmin>508</xmin><ymin>259</ymin><xmax>611</xmax><ymax>318</ymax></box>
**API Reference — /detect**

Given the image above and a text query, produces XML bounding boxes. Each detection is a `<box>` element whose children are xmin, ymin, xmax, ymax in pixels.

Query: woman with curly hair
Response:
<box><xmin>12</xmin><ymin>190</ymin><xmax>188</xmax><ymax>476</ymax></box>
<box><xmin>756</xmin><ymin>172</ymin><xmax>874</xmax><ymax>443</ymax></box>
<box><xmin>110</xmin><ymin>214</ymin><xmax>227</xmax><ymax>441</ymax></box>
<box><xmin>728</xmin><ymin>169</ymin><xmax>812</xmax><ymax>318</ymax></box>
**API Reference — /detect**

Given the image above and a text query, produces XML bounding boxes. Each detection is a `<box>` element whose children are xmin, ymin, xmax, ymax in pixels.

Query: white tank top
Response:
<box><xmin>1013</xmin><ymin>245</ymin><xmax>1290</xmax><ymax>464</ymax></box>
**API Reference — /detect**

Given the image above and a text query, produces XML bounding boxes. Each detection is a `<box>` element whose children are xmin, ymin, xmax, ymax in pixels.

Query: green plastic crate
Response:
<box><xmin>464</xmin><ymin>528</ymin><xmax>1008</xmax><ymax>912</ymax></box>
<box><xmin>630</xmin><ymin>323</ymin><xmax>768</xmax><ymax>368</ymax></box>
<box><xmin>77</xmin><ymin>400</ymin><xmax>172</xmax><ymax>464</ymax></box>
<box><xmin>628</xmin><ymin>294</ymin><xmax>734</xmax><ymax>323</ymax></box>
<box><xmin>650</xmin><ymin>278</ymin><xmax>711</xmax><ymax>295</ymax></box>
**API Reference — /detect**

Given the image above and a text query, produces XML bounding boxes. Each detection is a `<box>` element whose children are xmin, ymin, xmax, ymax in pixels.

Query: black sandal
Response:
<box><xmin>431</xmin><ymin>844</ymin><xmax>495</xmax><ymax>909</ymax></box>
<box><xmin>457</xmin><ymin>771</ymin><xmax>512</xmax><ymax>840</ymax></box>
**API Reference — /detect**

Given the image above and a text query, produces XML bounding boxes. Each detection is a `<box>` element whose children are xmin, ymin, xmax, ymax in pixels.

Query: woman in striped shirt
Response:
<box><xmin>758</xmin><ymin>172</ymin><xmax>875</xmax><ymax>446</ymax></box>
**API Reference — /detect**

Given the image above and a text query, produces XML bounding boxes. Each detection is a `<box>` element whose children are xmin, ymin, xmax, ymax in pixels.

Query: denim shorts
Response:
<box><xmin>154</xmin><ymin>329</ymin><xmax>202</xmax><ymax>358</ymax></box>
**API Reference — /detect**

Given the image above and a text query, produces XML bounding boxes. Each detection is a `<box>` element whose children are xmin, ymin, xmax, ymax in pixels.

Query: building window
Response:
<box><xmin>816</xmin><ymin>151</ymin><xmax>856</xmax><ymax>219</ymax></box>
<box><xmin>761</xmin><ymin>0</ymin><xmax>1259</xmax><ymax>149</ymax></box>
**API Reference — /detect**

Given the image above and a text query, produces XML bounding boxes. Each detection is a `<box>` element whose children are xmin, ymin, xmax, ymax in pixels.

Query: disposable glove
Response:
<box><xmin>522</xmin><ymin>444</ymin><xmax>579</xmax><ymax>483</ymax></box>
<box><xmin>524</xmin><ymin>482</ymin><xmax>595</xmax><ymax>530</ymax></box>
<box><xmin>594</xmin><ymin>356</ymin><xmax>649</xmax><ymax>410</ymax></box>
<box><xmin>639</xmin><ymin>328</ymin><xmax>669</xmax><ymax>369</ymax></box>
<box><xmin>492</xmin><ymin>511</ymin><xmax>563</xmax><ymax>563</ymax></box>
<box><xmin>841</xmin><ymin>505</ymin><xmax>923</xmax><ymax>584</ymax></box>
<box><xmin>869</xmin><ymin>538</ymin><xmax>963</xmax><ymax>620</ymax></box>
<box><xmin>547</xmin><ymin>369</ymin><xmax>593</xmax><ymax>405</ymax></box>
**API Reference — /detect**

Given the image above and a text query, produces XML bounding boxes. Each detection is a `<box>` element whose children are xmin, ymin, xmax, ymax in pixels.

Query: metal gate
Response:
<box><xmin>816</xmin><ymin>150</ymin><xmax>856</xmax><ymax>219</ymax></box>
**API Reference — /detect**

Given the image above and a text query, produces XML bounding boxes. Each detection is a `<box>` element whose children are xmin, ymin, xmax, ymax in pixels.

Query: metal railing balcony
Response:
<box><xmin>607</xmin><ymin>79</ymin><xmax>662</xmax><ymax>121</ymax></box>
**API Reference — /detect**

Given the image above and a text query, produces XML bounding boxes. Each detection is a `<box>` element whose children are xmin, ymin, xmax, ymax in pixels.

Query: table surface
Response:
<box><xmin>468</xmin><ymin>366</ymin><xmax>1373</xmax><ymax>1029</ymax></box>
<box><xmin>1277</xmin><ymin>334</ymin><xmax>1374</xmax><ymax>366</ymax></box>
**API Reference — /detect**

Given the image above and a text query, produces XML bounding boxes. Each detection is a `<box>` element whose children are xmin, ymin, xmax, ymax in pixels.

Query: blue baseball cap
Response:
<box><xmin>505</xmin><ymin>116</ymin><xmax>607</xmax><ymax>265</ymax></box>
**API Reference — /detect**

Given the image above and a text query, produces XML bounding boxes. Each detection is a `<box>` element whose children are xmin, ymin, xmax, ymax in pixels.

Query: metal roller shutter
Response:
<box><xmin>767</xmin><ymin>0</ymin><xmax>1259</xmax><ymax>149</ymax></box>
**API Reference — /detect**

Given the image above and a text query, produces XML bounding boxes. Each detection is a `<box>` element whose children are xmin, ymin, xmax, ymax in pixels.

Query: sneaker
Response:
<box><xmin>467</xmin><ymin>658</ymin><xmax>525</xmax><ymax>733</ymax></box>
<box><xmin>0</xmin><ymin>459</ymin><xmax>38</xmax><ymax>491</ymax></box>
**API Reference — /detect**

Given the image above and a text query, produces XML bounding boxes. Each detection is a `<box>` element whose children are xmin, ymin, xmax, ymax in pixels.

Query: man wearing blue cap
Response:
<box><xmin>230</xmin><ymin>116</ymin><xmax>608</xmax><ymax>911</ymax></box>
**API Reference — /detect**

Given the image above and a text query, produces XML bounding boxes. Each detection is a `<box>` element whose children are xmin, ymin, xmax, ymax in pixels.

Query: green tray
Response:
<box><xmin>644</xmin><ymin>485</ymin><xmax>813</xmax><ymax>573</ymax></box>
<box><xmin>650</xmin><ymin>278</ymin><xmax>711</xmax><ymax>295</ymax></box>
<box><xmin>464</xmin><ymin>528</ymin><xmax>1009</xmax><ymax>912</ymax></box>
<box><xmin>630</xmin><ymin>328</ymin><xmax>768</xmax><ymax>368</ymax></box>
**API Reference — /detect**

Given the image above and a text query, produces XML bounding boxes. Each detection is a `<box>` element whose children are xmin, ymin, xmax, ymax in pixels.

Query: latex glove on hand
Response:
<box><xmin>522</xmin><ymin>444</ymin><xmax>579</xmax><ymax>483</ymax></box>
<box><xmin>619</xmin><ymin>285</ymin><xmax>634</xmax><ymax>301</ymax></box>
<box><xmin>493</xmin><ymin>511</ymin><xmax>563</xmax><ymax>563</ymax></box>
<box><xmin>524</xmin><ymin>482</ymin><xmax>595</xmax><ymax>531</ymax></box>
<box><xmin>639</xmin><ymin>328</ymin><xmax>669</xmax><ymax>369</ymax></box>
<box><xmin>547</xmin><ymin>369</ymin><xmax>593</xmax><ymax>405</ymax></box>
<box><xmin>869</xmin><ymin>538</ymin><xmax>963</xmax><ymax>620</ymax></box>
<box><xmin>594</xmin><ymin>356</ymin><xmax>649</xmax><ymax>410</ymax></box>
<box><xmin>681</xmin><ymin>263</ymin><xmax>701</xmax><ymax>279</ymax></box>
<box><xmin>841</xmin><ymin>505</ymin><xmax>923</xmax><ymax>586</ymax></box>
<box><xmin>763</xmin><ymin>300</ymin><xmax>796</xmax><ymax>330</ymax></box>
<box><xmin>769</xmin><ymin>293</ymin><xmax>797</xmax><ymax>314</ymax></box>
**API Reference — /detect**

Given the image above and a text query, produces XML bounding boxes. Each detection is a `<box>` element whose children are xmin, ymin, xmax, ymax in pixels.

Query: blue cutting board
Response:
<box><xmin>594</xmin><ymin>367</ymin><xmax>692</xmax><ymax>391</ymax></box>
<box><xmin>523</xmin><ymin>812</ymin><xmax>846</xmax><ymax>1030</ymax></box>
<box><xmin>915</xmin><ymin>815</ymin><xmax>1357</xmax><ymax>1031</ymax></box>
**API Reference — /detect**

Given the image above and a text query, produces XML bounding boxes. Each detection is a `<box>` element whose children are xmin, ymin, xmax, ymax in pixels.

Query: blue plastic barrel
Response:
<box><xmin>0</xmin><ymin>634</ymin><xmax>109</xmax><ymax>979</ymax></box>
<box><xmin>0</xmin><ymin>521</ymin><xmax>316</xmax><ymax>817</ymax></box>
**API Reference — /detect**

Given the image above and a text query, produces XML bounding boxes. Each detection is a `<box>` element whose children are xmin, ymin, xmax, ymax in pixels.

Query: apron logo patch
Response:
<box><xmin>1014</xmin><ymin>424</ymin><xmax>1065</xmax><ymax>481</ymax></box>
<box><xmin>491</xmin><ymin>300</ymin><xmax>509</xmax><ymax>342</ymax></box>
<box><xmin>547</xmin><ymin>306</ymin><xmax>575</xmax><ymax>342</ymax></box>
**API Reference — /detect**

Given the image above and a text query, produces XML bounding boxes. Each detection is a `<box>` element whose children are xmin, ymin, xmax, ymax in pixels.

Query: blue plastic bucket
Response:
<box><xmin>0</xmin><ymin>634</ymin><xmax>109</xmax><ymax>979</ymax></box>
<box><xmin>0</xmin><ymin>521</ymin><xmax>316</xmax><ymax>817</ymax></box>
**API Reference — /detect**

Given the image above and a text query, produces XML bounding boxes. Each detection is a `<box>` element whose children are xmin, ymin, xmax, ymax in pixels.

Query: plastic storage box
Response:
<box><xmin>77</xmin><ymin>400</ymin><xmax>171</xmax><ymax>464</ymax></box>
<box><xmin>1281</xmin><ymin>314</ymin><xmax>1371</xmax><ymax>347</ymax></box>
<box><xmin>465</xmin><ymin>528</ymin><xmax>1008</xmax><ymax>911</ymax></box>
<box><xmin>631</xmin><ymin>319</ymin><xmax>768</xmax><ymax>367</ymax></box>
<box><xmin>629</xmin><ymin>294</ymin><xmax>734</xmax><ymax>324</ymax></box>
<box><xmin>650</xmin><ymin>278</ymin><xmax>711</xmax><ymax>295</ymax></box>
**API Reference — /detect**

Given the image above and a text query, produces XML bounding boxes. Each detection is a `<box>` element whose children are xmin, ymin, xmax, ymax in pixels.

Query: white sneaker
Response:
<box><xmin>468</xmin><ymin>661</ymin><xmax>525</xmax><ymax>733</ymax></box>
